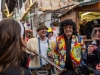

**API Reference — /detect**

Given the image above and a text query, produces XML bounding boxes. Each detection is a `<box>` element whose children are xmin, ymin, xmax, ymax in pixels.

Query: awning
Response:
<box><xmin>38</xmin><ymin>0</ymin><xmax>79</xmax><ymax>11</ymax></box>
<box><xmin>79</xmin><ymin>0</ymin><xmax>100</xmax><ymax>7</ymax></box>
<box><xmin>59</xmin><ymin>0</ymin><xmax>100</xmax><ymax>18</ymax></box>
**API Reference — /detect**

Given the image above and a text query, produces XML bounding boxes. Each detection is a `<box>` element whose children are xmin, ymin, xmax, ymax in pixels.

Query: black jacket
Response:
<box><xmin>0</xmin><ymin>67</ymin><xmax>32</xmax><ymax>75</ymax></box>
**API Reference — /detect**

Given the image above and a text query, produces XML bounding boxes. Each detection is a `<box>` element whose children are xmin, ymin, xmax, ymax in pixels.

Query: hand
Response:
<box><xmin>30</xmin><ymin>52</ymin><xmax>37</xmax><ymax>59</ymax></box>
<box><xmin>48</xmin><ymin>51</ymin><xmax>54</xmax><ymax>57</ymax></box>
<box><xmin>31</xmin><ymin>52</ymin><xmax>36</xmax><ymax>56</ymax></box>
<box><xmin>56</xmin><ymin>68</ymin><xmax>62</xmax><ymax>74</ymax></box>
<box><xmin>88</xmin><ymin>45</ymin><xmax>95</xmax><ymax>55</ymax></box>
<box><xmin>96</xmin><ymin>63</ymin><xmax>100</xmax><ymax>71</ymax></box>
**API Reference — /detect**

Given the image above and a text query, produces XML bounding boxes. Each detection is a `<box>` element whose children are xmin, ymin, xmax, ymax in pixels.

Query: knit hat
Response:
<box><xmin>36</xmin><ymin>23</ymin><xmax>48</xmax><ymax>31</ymax></box>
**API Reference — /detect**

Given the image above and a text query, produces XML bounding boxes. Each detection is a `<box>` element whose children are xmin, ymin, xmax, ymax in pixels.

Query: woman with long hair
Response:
<box><xmin>0</xmin><ymin>19</ymin><xmax>32</xmax><ymax>75</ymax></box>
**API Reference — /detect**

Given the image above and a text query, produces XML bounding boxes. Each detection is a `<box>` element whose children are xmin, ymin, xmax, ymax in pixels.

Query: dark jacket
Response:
<box><xmin>83</xmin><ymin>42</ymin><xmax>100</xmax><ymax>75</ymax></box>
<box><xmin>79</xmin><ymin>24</ymin><xmax>87</xmax><ymax>35</ymax></box>
<box><xmin>0</xmin><ymin>66</ymin><xmax>32</xmax><ymax>75</ymax></box>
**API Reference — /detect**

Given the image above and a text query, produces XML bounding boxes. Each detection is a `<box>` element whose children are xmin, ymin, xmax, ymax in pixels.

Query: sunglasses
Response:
<box><xmin>93</xmin><ymin>29</ymin><xmax>100</xmax><ymax>34</ymax></box>
<box><xmin>63</xmin><ymin>26</ymin><xmax>73</xmax><ymax>29</ymax></box>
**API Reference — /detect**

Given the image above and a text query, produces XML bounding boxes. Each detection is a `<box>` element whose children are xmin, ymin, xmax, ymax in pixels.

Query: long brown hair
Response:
<box><xmin>0</xmin><ymin>19</ymin><xmax>25</xmax><ymax>73</ymax></box>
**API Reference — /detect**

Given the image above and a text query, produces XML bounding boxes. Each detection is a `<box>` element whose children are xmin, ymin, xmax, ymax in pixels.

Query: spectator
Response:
<box><xmin>25</xmin><ymin>28</ymin><xmax>33</xmax><ymax>41</ymax></box>
<box><xmin>79</xmin><ymin>19</ymin><xmax>87</xmax><ymax>35</ymax></box>
<box><xmin>0</xmin><ymin>19</ymin><xmax>32</xmax><ymax>75</ymax></box>
<box><xmin>83</xmin><ymin>19</ymin><xmax>100</xmax><ymax>75</ymax></box>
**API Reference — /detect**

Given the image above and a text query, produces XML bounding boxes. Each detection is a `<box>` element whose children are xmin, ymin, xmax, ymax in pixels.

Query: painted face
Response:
<box><xmin>63</xmin><ymin>25</ymin><xmax>73</xmax><ymax>37</ymax></box>
<box><xmin>92</xmin><ymin>27</ymin><xmax>100</xmax><ymax>40</ymax></box>
<box><xmin>38</xmin><ymin>28</ymin><xmax>47</xmax><ymax>37</ymax></box>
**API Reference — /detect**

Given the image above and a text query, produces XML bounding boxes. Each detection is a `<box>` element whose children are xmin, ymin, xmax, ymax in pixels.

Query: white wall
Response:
<box><xmin>45</xmin><ymin>13</ymin><xmax>51</xmax><ymax>28</ymax></box>
<box><xmin>32</xmin><ymin>25</ymin><xmax>37</xmax><ymax>37</ymax></box>
<box><xmin>0</xmin><ymin>0</ymin><xmax>2</xmax><ymax>21</ymax></box>
<box><xmin>15</xmin><ymin>3</ymin><xmax>25</xmax><ymax>20</ymax></box>
<box><xmin>44</xmin><ymin>13</ymin><xmax>59</xmax><ymax>34</ymax></box>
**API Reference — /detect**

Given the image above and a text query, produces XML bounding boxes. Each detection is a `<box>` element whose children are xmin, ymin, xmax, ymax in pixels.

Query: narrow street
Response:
<box><xmin>0</xmin><ymin>0</ymin><xmax>100</xmax><ymax>75</ymax></box>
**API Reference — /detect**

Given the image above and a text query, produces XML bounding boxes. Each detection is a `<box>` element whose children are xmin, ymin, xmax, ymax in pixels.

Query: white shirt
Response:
<box><xmin>49</xmin><ymin>36</ymin><xmax>56</xmax><ymax>44</ymax></box>
<box><xmin>53</xmin><ymin>31</ymin><xmax>58</xmax><ymax>38</ymax></box>
<box><xmin>40</xmin><ymin>38</ymin><xmax>48</xmax><ymax>65</ymax></box>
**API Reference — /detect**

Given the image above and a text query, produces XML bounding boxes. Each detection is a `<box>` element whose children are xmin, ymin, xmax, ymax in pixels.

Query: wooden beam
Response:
<box><xmin>4</xmin><ymin>3</ymin><xmax>13</xmax><ymax>18</ymax></box>
<box><xmin>20</xmin><ymin>0</ymin><xmax>37</xmax><ymax>21</ymax></box>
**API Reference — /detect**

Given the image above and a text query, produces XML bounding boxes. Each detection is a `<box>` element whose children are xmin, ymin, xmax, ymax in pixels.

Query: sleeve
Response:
<box><xmin>78</xmin><ymin>36</ymin><xmax>87</xmax><ymax>66</ymax></box>
<box><xmin>82</xmin><ymin>42</ymin><xmax>92</xmax><ymax>63</ymax></box>
<box><xmin>79</xmin><ymin>36</ymin><xmax>86</xmax><ymax>54</ymax></box>
<box><xmin>26</xmin><ymin>39</ymin><xmax>35</xmax><ymax>53</ymax></box>
<box><xmin>93</xmin><ymin>69</ymin><xmax>100</xmax><ymax>75</ymax></box>
<box><xmin>82</xmin><ymin>43</ymin><xmax>90</xmax><ymax>60</ymax></box>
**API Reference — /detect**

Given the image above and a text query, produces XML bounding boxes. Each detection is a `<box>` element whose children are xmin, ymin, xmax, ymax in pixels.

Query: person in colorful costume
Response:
<box><xmin>54</xmin><ymin>19</ymin><xmax>86</xmax><ymax>75</ymax></box>
<box><xmin>83</xmin><ymin>19</ymin><xmax>100</xmax><ymax>75</ymax></box>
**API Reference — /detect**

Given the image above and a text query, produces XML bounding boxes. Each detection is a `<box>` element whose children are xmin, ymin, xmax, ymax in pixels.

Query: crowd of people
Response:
<box><xmin>0</xmin><ymin>18</ymin><xmax>100</xmax><ymax>75</ymax></box>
